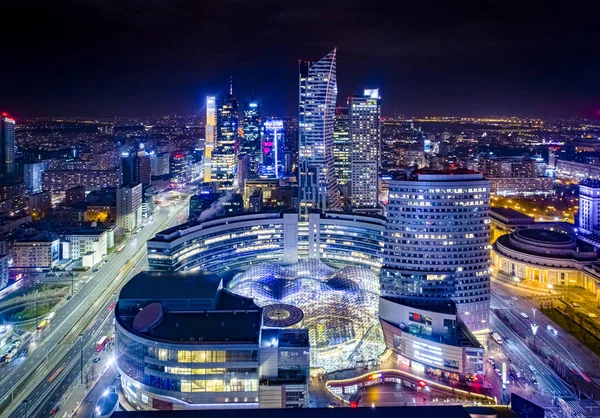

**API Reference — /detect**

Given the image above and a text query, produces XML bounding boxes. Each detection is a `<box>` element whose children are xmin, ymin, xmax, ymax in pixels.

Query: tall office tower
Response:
<box><xmin>204</xmin><ymin>96</ymin><xmax>217</xmax><ymax>183</ymax></box>
<box><xmin>349</xmin><ymin>89</ymin><xmax>381</xmax><ymax>212</ymax></box>
<box><xmin>204</xmin><ymin>96</ymin><xmax>216</xmax><ymax>158</ymax></box>
<box><xmin>260</xmin><ymin>119</ymin><xmax>285</xmax><ymax>179</ymax></box>
<box><xmin>333</xmin><ymin>107</ymin><xmax>350</xmax><ymax>186</ymax></box>
<box><xmin>116</xmin><ymin>183</ymin><xmax>143</xmax><ymax>233</ymax></box>
<box><xmin>24</xmin><ymin>160</ymin><xmax>50</xmax><ymax>194</ymax></box>
<box><xmin>121</xmin><ymin>150</ymin><xmax>136</xmax><ymax>185</ymax></box>
<box><xmin>211</xmin><ymin>82</ymin><xmax>239</xmax><ymax>191</ymax></box>
<box><xmin>241</xmin><ymin>101</ymin><xmax>261</xmax><ymax>174</ymax></box>
<box><xmin>298</xmin><ymin>49</ymin><xmax>340</xmax><ymax>215</ymax></box>
<box><xmin>381</xmin><ymin>171</ymin><xmax>491</xmax><ymax>332</ymax></box>
<box><xmin>136</xmin><ymin>154</ymin><xmax>152</xmax><ymax>186</ymax></box>
<box><xmin>170</xmin><ymin>152</ymin><xmax>186</xmax><ymax>185</ymax></box>
<box><xmin>579</xmin><ymin>179</ymin><xmax>600</xmax><ymax>235</ymax></box>
<box><xmin>0</xmin><ymin>114</ymin><xmax>16</xmax><ymax>181</ymax></box>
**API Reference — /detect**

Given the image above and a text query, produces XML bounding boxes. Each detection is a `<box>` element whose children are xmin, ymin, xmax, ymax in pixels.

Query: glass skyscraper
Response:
<box><xmin>0</xmin><ymin>115</ymin><xmax>16</xmax><ymax>181</ymax></box>
<box><xmin>211</xmin><ymin>84</ymin><xmax>238</xmax><ymax>191</ymax></box>
<box><xmin>241</xmin><ymin>101</ymin><xmax>261</xmax><ymax>174</ymax></box>
<box><xmin>298</xmin><ymin>49</ymin><xmax>340</xmax><ymax>215</ymax></box>
<box><xmin>350</xmin><ymin>89</ymin><xmax>381</xmax><ymax>212</ymax></box>
<box><xmin>381</xmin><ymin>171</ymin><xmax>491</xmax><ymax>332</ymax></box>
<box><xmin>260</xmin><ymin>119</ymin><xmax>284</xmax><ymax>179</ymax></box>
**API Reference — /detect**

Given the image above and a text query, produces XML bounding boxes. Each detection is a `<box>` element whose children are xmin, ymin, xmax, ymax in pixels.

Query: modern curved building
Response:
<box><xmin>115</xmin><ymin>271</ymin><xmax>310</xmax><ymax>411</ymax></box>
<box><xmin>381</xmin><ymin>171</ymin><xmax>491</xmax><ymax>333</ymax></box>
<box><xmin>492</xmin><ymin>228</ymin><xmax>600</xmax><ymax>292</ymax></box>
<box><xmin>147</xmin><ymin>211</ymin><xmax>385</xmax><ymax>274</ymax></box>
<box><xmin>227</xmin><ymin>259</ymin><xmax>384</xmax><ymax>372</ymax></box>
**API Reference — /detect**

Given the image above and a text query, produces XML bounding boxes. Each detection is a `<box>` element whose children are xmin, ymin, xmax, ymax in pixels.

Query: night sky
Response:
<box><xmin>2</xmin><ymin>0</ymin><xmax>599</xmax><ymax>118</ymax></box>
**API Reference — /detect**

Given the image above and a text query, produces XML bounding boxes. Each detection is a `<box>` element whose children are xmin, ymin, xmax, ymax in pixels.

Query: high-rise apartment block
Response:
<box><xmin>349</xmin><ymin>89</ymin><xmax>381</xmax><ymax>213</ymax></box>
<box><xmin>381</xmin><ymin>171</ymin><xmax>491</xmax><ymax>332</ymax></box>
<box><xmin>579</xmin><ymin>179</ymin><xmax>600</xmax><ymax>235</ymax></box>
<box><xmin>298</xmin><ymin>49</ymin><xmax>340</xmax><ymax>214</ymax></box>
<box><xmin>333</xmin><ymin>107</ymin><xmax>350</xmax><ymax>186</ymax></box>
<box><xmin>116</xmin><ymin>183</ymin><xmax>143</xmax><ymax>233</ymax></box>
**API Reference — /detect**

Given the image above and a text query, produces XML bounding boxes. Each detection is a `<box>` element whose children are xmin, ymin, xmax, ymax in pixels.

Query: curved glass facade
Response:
<box><xmin>115</xmin><ymin>319</ymin><xmax>260</xmax><ymax>410</ymax></box>
<box><xmin>227</xmin><ymin>259</ymin><xmax>385</xmax><ymax>372</ymax></box>
<box><xmin>148</xmin><ymin>212</ymin><xmax>385</xmax><ymax>274</ymax></box>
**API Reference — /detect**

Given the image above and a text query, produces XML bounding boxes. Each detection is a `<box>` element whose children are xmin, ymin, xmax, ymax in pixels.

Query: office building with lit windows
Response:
<box><xmin>579</xmin><ymin>179</ymin><xmax>600</xmax><ymax>235</ymax></box>
<box><xmin>115</xmin><ymin>271</ymin><xmax>309</xmax><ymax>410</ymax></box>
<box><xmin>147</xmin><ymin>211</ymin><xmax>385</xmax><ymax>274</ymax></box>
<box><xmin>211</xmin><ymin>85</ymin><xmax>239</xmax><ymax>191</ymax></box>
<box><xmin>0</xmin><ymin>115</ymin><xmax>16</xmax><ymax>181</ymax></box>
<box><xmin>241</xmin><ymin>102</ymin><xmax>261</xmax><ymax>174</ymax></box>
<box><xmin>260</xmin><ymin>119</ymin><xmax>284</xmax><ymax>179</ymax></box>
<box><xmin>298</xmin><ymin>49</ymin><xmax>341</xmax><ymax>214</ymax></box>
<box><xmin>349</xmin><ymin>89</ymin><xmax>381</xmax><ymax>213</ymax></box>
<box><xmin>381</xmin><ymin>171</ymin><xmax>491</xmax><ymax>333</ymax></box>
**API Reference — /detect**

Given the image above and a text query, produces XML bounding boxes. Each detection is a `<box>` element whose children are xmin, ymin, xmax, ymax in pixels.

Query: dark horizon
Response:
<box><xmin>2</xmin><ymin>0</ymin><xmax>600</xmax><ymax>119</ymax></box>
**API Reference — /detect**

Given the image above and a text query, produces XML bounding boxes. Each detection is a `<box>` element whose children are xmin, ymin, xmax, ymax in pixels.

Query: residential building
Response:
<box><xmin>42</xmin><ymin>170</ymin><xmax>122</xmax><ymax>192</ymax></box>
<box><xmin>117</xmin><ymin>183</ymin><xmax>142</xmax><ymax>233</ymax></box>
<box><xmin>24</xmin><ymin>160</ymin><xmax>50</xmax><ymax>194</ymax></box>
<box><xmin>13</xmin><ymin>234</ymin><xmax>60</xmax><ymax>269</ymax></box>
<box><xmin>349</xmin><ymin>89</ymin><xmax>381</xmax><ymax>212</ymax></box>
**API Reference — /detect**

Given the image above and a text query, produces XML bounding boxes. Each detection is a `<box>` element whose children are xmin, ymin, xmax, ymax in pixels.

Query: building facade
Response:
<box><xmin>0</xmin><ymin>115</ymin><xmax>16</xmax><ymax>180</ymax></box>
<box><xmin>349</xmin><ymin>89</ymin><xmax>381</xmax><ymax>213</ymax></box>
<box><xmin>13</xmin><ymin>235</ymin><xmax>60</xmax><ymax>270</ymax></box>
<box><xmin>42</xmin><ymin>170</ymin><xmax>122</xmax><ymax>192</ymax></box>
<box><xmin>260</xmin><ymin>119</ymin><xmax>284</xmax><ymax>179</ymax></box>
<box><xmin>117</xmin><ymin>183</ymin><xmax>143</xmax><ymax>233</ymax></box>
<box><xmin>24</xmin><ymin>160</ymin><xmax>50</xmax><ymax>194</ymax></box>
<box><xmin>381</xmin><ymin>172</ymin><xmax>491</xmax><ymax>333</ymax></box>
<box><xmin>333</xmin><ymin>107</ymin><xmax>350</xmax><ymax>188</ymax></box>
<box><xmin>579</xmin><ymin>179</ymin><xmax>600</xmax><ymax>235</ymax></box>
<box><xmin>115</xmin><ymin>271</ymin><xmax>309</xmax><ymax>411</ymax></box>
<box><xmin>298</xmin><ymin>49</ymin><xmax>340</xmax><ymax>214</ymax></box>
<box><xmin>212</xmin><ymin>87</ymin><xmax>239</xmax><ymax>191</ymax></box>
<box><xmin>241</xmin><ymin>101</ymin><xmax>261</xmax><ymax>174</ymax></box>
<box><xmin>147</xmin><ymin>211</ymin><xmax>385</xmax><ymax>274</ymax></box>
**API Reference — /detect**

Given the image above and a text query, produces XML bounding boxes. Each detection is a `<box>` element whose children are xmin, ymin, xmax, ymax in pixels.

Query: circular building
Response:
<box><xmin>227</xmin><ymin>259</ymin><xmax>385</xmax><ymax>372</ymax></box>
<box><xmin>492</xmin><ymin>228</ymin><xmax>598</xmax><ymax>289</ymax></box>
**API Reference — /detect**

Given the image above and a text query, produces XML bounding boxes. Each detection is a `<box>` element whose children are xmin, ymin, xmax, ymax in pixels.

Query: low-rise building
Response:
<box><xmin>13</xmin><ymin>234</ymin><xmax>60</xmax><ymax>270</ymax></box>
<box><xmin>379</xmin><ymin>297</ymin><xmax>484</xmax><ymax>382</ymax></box>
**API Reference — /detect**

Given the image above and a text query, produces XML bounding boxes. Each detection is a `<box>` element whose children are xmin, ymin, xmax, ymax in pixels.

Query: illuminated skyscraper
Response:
<box><xmin>381</xmin><ymin>171</ymin><xmax>491</xmax><ymax>332</ymax></box>
<box><xmin>204</xmin><ymin>96</ymin><xmax>216</xmax><ymax>183</ymax></box>
<box><xmin>260</xmin><ymin>119</ymin><xmax>284</xmax><ymax>179</ymax></box>
<box><xmin>349</xmin><ymin>89</ymin><xmax>381</xmax><ymax>212</ymax></box>
<box><xmin>204</xmin><ymin>96</ymin><xmax>216</xmax><ymax>159</ymax></box>
<box><xmin>298</xmin><ymin>49</ymin><xmax>340</xmax><ymax>215</ymax></box>
<box><xmin>241</xmin><ymin>101</ymin><xmax>261</xmax><ymax>174</ymax></box>
<box><xmin>0</xmin><ymin>114</ymin><xmax>16</xmax><ymax>181</ymax></box>
<box><xmin>211</xmin><ymin>81</ymin><xmax>239</xmax><ymax>191</ymax></box>
<box><xmin>333</xmin><ymin>107</ymin><xmax>350</xmax><ymax>186</ymax></box>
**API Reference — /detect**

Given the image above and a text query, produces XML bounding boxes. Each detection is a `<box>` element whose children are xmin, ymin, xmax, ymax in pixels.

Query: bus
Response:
<box><xmin>116</xmin><ymin>244</ymin><xmax>126</xmax><ymax>253</ymax></box>
<box><xmin>37</xmin><ymin>319</ymin><xmax>48</xmax><ymax>331</ymax></box>
<box><xmin>491</xmin><ymin>332</ymin><xmax>503</xmax><ymax>344</ymax></box>
<box><xmin>96</xmin><ymin>336</ymin><xmax>109</xmax><ymax>352</ymax></box>
<box><xmin>46</xmin><ymin>312</ymin><xmax>56</xmax><ymax>322</ymax></box>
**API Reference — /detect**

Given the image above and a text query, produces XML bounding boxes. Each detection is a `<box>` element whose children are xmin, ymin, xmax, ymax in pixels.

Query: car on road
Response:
<box><xmin>588</xmin><ymin>313</ymin><xmax>598</xmax><ymax>318</ymax></box>
<box><xmin>50</xmin><ymin>405</ymin><xmax>60</xmax><ymax>415</ymax></box>
<box><xmin>529</xmin><ymin>365</ymin><xmax>536</xmax><ymax>373</ymax></box>
<box><xmin>93</xmin><ymin>357</ymin><xmax>101</xmax><ymax>363</ymax></box>
<box><xmin>21</xmin><ymin>348</ymin><xmax>28</xmax><ymax>356</ymax></box>
<box><xmin>67</xmin><ymin>295</ymin><xmax>72</xmax><ymax>300</ymax></box>
<box><xmin>495</xmin><ymin>368</ymin><xmax>502</xmax><ymax>377</ymax></box>
<box><xmin>572</xmin><ymin>302</ymin><xmax>581</xmax><ymax>308</ymax></box>
<box><xmin>520</xmin><ymin>312</ymin><xmax>529</xmax><ymax>319</ymax></box>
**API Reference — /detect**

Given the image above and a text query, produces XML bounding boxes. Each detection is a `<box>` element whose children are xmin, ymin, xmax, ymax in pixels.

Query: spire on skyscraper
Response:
<box><xmin>229</xmin><ymin>75</ymin><xmax>233</xmax><ymax>96</ymax></box>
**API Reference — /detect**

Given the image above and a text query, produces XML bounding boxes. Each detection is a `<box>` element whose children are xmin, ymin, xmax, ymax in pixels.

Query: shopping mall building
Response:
<box><xmin>115</xmin><ymin>271</ymin><xmax>310</xmax><ymax>410</ymax></box>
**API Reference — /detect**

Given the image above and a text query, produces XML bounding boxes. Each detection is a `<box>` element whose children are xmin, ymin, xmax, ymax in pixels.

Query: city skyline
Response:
<box><xmin>1</xmin><ymin>0</ymin><xmax>599</xmax><ymax>118</ymax></box>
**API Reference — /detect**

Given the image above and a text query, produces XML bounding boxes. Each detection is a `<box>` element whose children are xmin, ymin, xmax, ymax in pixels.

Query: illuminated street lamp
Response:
<box><xmin>548</xmin><ymin>284</ymin><xmax>553</xmax><ymax>294</ymax></box>
<box><xmin>531</xmin><ymin>308</ymin><xmax>538</xmax><ymax>348</ymax></box>
<box><xmin>513</xmin><ymin>276</ymin><xmax>520</xmax><ymax>287</ymax></box>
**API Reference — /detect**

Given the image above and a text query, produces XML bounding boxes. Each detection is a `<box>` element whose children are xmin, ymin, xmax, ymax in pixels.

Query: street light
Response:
<box><xmin>548</xmin><ymin>284</ymin><xmax>553</xmax><ymax>294</ymax></box>
<box><xmin>79</xmin><ymin>334</ymin><xmax>84</xmax><ymax>383</ymax></box>
<box><xmin>513</xmin><ymin>276</ymin><xmax>520</xmax><ymax>287</ymax></box>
